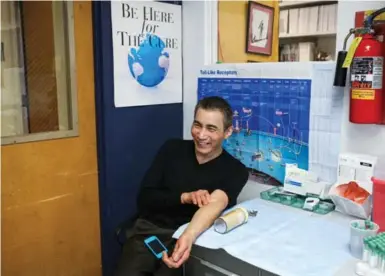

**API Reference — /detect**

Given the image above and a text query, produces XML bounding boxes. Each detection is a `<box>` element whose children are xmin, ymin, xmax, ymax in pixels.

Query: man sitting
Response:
<box><xmin>114</xmin><ymin>96</ymin><xmax>249</xmax><ymax>276</ymax></box>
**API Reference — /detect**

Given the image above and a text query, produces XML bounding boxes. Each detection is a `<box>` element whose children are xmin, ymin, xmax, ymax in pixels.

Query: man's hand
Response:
<box><xmin>162</xmin><ymin>232</ymin><xmax>194</xmax><ymax>269</ymax></box>
<box><xmin>181</xmin><ymin>190</ymin><xmax>211</xmax><ymax>207</ymax></box>
<box><xmin>164</xmin><ymin>190</ymin><xmax>229</xmax><ymax>269</ymax></box>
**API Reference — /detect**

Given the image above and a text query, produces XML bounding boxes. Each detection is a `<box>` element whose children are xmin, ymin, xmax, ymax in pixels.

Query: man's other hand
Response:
<box><xmin>181</xmin><ymin>190</ymin><xmax>211</xmax><ymax>207</ymax></box>
<box><xmin>162</xmin><ymin>232</ymin><xmax>194</xmax><ymax>269</ymax></box>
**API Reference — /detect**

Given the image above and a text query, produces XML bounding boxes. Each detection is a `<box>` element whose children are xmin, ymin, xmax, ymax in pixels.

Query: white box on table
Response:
<box><xmin>329</xmin><ymin>153</ymin><xmax>377</xmax><ymax>219</ymax></box>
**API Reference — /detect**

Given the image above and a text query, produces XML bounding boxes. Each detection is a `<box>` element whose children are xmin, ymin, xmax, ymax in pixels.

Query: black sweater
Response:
<box><xmin>136</xmin><ymin>139</ymin><xmax>249</xmax><ymax>230</ymax></box>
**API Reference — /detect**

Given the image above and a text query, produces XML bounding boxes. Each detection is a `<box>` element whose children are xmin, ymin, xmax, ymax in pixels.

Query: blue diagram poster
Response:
<box><xmin>198</xmin><ymin>77</ymin><xmax>312</xmax><ymax>184</ymax></box>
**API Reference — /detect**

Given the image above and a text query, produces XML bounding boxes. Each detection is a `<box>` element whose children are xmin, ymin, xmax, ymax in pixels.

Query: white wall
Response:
<box><xmin>336</xmin><ymin>1</ymin><xmax>385</xmax><ymax>173</ymax></box>
<box><xmin>182</xmin><ymin>1</ymin><xmax>217</xmax><ymax>139</ymax></box>
<box><xmin>182</xmin><ymin>1</ymin><xmax>203</xmax><ymax>139</ymax></box>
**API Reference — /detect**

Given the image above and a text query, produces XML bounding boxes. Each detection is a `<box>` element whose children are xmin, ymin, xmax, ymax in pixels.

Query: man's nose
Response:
<box><xmin>198</xmin><ymin>128</ymin><xmax>208</xmax><ymax>139</ymax></box>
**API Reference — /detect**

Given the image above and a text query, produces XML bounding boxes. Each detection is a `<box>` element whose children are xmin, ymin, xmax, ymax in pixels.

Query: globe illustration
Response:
<box><xmin>128</xmin><ymin>34</ymin><xmax>170</xmax><ymax>87</ymax></box>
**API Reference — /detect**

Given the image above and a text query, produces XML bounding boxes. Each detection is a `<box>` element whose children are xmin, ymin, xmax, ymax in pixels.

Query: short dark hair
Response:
<box><xmin>194</xmin><ymin>96</ymin><xmax>233</xmax><ymax>130</ymax></box>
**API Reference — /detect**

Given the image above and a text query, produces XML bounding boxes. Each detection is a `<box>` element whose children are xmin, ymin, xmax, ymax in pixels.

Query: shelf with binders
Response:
<box><xmin>279</xmin><ymin>3</ymin><xmax>338</xmax><ymax>37</ymax></box>
<box><xmin>278</xmin><ymin>2</ymin><xmax>337</xmax><ymax>62</ymax></box>
<box><xmin>279</xmin><ymin>0</ymin><xmax>338</xmax><ymax>10</ymax></box>
<box><xmin>278</xmin><ymin>36</ymin><xmax>336</xmax><ymax>62</ymax></box>
<box><xmin>279</xmin><ymin>31</ymin><xmax>336</xmax><ymax>39</ymax></box>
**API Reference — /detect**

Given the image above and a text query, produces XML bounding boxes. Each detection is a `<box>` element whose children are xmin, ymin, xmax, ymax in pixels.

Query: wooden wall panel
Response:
<box><xmin>218</xmin><ymin>0</ymin><xmax>279</xmax><ymax>63</ymax></box>
<box><xmin>1</xmin><ymin>2</ymin><xmax>102</xmax><ymax>276</ymax></box>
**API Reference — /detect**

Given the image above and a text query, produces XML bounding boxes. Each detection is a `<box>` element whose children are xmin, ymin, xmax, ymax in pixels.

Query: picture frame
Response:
<box><xmin>246</xmin><ymin>1</ymin><xmax>274</xmax><ymax>56</ymax></box>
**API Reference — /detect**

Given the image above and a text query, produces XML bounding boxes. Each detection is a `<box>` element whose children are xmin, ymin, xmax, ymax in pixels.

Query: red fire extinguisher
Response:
<box><xmin>334</xmin><ymin>7</ymin><xmax>385</xmax><ymax>124</ymax></box>
<box><xmin>349</xmin><ymin>33</ymin><xmax>384</xmax><ymax>124</ymax></box>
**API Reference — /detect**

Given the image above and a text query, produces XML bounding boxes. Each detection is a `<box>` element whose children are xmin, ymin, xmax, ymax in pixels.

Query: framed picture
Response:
<box><xmin>246</xmin><ymin>1</ymin><xmax>274</xmax><ymax>56</ymax></box>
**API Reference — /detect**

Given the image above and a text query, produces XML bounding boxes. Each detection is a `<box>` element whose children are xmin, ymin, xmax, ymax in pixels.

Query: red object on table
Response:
<box><xmin>372</xmin><ymin>177</ymin><xmax>385</xmax><ymax>233</ymax></box>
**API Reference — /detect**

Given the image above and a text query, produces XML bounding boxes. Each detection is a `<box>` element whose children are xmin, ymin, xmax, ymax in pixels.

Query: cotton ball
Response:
<box><xmin>132</xmin><ymin>62</ymin><xmax>143</xmax><ymax>78</ymax></box>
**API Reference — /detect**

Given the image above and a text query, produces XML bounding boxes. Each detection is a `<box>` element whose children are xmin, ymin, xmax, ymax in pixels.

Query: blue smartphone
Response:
<box><xmin>144</xmin><ymin>236</ymin><xmax>168</xmax><ymax>259</ymax></box>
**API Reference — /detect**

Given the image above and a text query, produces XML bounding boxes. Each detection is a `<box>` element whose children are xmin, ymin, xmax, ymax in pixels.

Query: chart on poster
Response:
<box><xmin>198</xmin><ymin>77</ymin><xmax>311</xmax><ymax>184</ymax></box>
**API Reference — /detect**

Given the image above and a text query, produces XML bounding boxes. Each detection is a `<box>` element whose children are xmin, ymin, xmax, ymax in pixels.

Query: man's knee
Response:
<box><xmin>114</xmin><ymin>236</ymin><xmax>156</xmax><ymax>276</ymax></box>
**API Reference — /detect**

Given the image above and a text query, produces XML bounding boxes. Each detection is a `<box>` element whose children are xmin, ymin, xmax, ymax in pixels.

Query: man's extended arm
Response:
<box><xmin>163</xmin><ymin>165</ymin><xmax>249</xmax><ymax>268</ymax></box>
<box><xmin>162</xmin><ymin>189</ymin><xmax>229</xmax><ymax>268</ymax></box>
<box><xmin>183</xmin><ymin>189</ymin><xmax>228</xmax><ymax>239</ymax></box>
<box><xmin>181</xmin><ymin>165</ymin><xmax>249</xmax><ymax>241</ymax></box>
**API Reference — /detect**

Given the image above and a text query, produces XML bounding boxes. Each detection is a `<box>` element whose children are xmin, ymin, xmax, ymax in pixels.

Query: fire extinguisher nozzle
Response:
<box><xmin>333</xmin><ymin>51</ymin><xmax>348</xmax><ymax>87</ymax></box>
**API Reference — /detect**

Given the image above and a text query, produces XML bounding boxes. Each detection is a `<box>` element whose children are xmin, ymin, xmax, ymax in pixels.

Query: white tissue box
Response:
<box><xmin>329</xmin><ymin>184</ymin><xmax>372</xmax><ymax>219</ymax></box>
<box><xmin>329</xmin><ymin>153</ymin><xmax>377</xmax><ymax>219</ymax></box>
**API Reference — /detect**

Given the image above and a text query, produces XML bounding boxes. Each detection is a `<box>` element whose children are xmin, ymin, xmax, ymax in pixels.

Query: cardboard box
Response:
<box><xmin>283</xmin><ymin>164</ymin><xmax>329</xmax><ymax>196</ymax></box>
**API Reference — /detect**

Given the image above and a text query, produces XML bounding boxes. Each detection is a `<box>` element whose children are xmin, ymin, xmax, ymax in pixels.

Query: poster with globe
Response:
<box><xmin>111</xmin><ymin>1</ymin><xmax>182</xmax><ymax>107</ymax></box>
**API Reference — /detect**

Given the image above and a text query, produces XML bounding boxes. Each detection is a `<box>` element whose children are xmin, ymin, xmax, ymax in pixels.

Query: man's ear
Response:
<box><xmin>224</xmin><ymin>126</ymin><xmax>233</xmax><ymax>139</ymax></box>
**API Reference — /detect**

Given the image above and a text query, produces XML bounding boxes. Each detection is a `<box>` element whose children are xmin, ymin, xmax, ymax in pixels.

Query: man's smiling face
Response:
<box><xmin>191</xmin><ymin>108</ymin><xmax>232</xmax><ymax>157</ymax></box>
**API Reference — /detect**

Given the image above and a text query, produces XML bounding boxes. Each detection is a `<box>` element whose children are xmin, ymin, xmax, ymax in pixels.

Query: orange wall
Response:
<box><xmin>1</xmin><ymin>2</ymin><xmax>102</xmax><ymax>276</ymax></box>
<box><xmin>218</xmin><ymin>0</ymin><xmax>279</xmax><ymax>63</ymax></box>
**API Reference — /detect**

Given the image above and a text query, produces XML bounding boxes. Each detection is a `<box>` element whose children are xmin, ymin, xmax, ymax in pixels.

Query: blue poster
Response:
<box><xmin>198</xmin><ymin>77</ymin><xmax>312</xmax><ymax>184</ymax></box>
